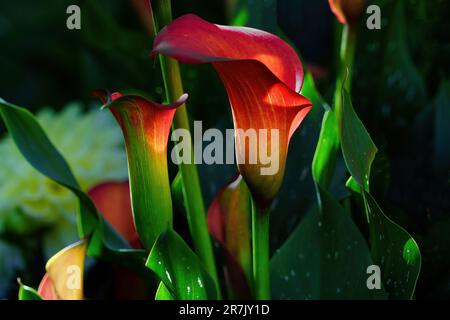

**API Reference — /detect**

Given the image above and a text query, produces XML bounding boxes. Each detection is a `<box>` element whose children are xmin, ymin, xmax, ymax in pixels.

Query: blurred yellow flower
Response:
<box><xmin>0</xmin><ymin>102</ymin><xmax>127</xmax><ymax>256</ymax></box>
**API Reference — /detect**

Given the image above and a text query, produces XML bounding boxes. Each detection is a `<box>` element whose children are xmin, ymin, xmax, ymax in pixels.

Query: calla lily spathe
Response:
<box><xmin>94</xmin><ymin>91</ymin><xmax>188</xmax><ymax>249</ymax></box>
<box><xmin>88</xmin><ymin>181</ymin><xmax>141</xmax><ymax>247</ymax></box>
<box><xmin>38</xmin><ymin>239</ymin><xmax>88</xmax><ymax>300</ymax></box>
<box><xmin>207</xmin><ymin>175</ymin><xmax>252</xmax><ymax>299</ymax></box>
<box><xmin>153</xmin><ymin>14</ymin><xmax>312</xmax><ymax>209</ymax></box>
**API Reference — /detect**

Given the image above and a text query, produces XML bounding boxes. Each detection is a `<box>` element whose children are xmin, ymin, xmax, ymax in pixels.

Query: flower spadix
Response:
<box><xmin>94</xmin><ymin>91</ymin><xmax>187</xmax><ymax>249</ymax></box>
<box><xmin>153</xmin><ymin>15</ymin><xmax>312</xmax><ymax>209</ymax></box>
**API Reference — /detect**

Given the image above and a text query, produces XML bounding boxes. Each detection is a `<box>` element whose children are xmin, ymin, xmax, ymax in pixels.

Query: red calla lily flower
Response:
<box><xmin>94</xmin><ymin>91</ymin><xmax>187</xmax><ymax>249</ymax></box>
<box><xmin>88</xmin><ymin>181</ymin><xmax>140</xmax><ymax>247</ymax></box>
<box><xmin>38</xmin><ymin>181</ymin><xmax>145</xmax><ymax>300</ymax></box>
<box><xmin>207</xmin><ymin>175</ymin><xmax>252</xmax><ymax>299</ymax></box>
<box><xmin>89</xmin><ymin>180</ymin><xmax>151</xmax><ymax>299</ymax></box>
<box><xmin>328</xmin><ymin>0</ymin><xmax>367</xmax><ymax>27</ymax></box>
<box><xmin>152</xmin><ymin>14</ymin><xmax>312</xmax><ymax>209</ymax></box>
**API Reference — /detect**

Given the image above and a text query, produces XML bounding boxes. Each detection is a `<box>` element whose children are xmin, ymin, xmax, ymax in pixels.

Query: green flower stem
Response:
<box><xmin>329</xmin><ymin>24</ymin><xmax>357</xmax><ymax>182</ymax></box>
<box><xmin>334</xmin><ymin>25</ymin><xmax>357</xmax><ymax>111</ymax></box>
<box><xmin>152</xmin><ymin>0</ymin><xmax>221</xmax><ymax>298</ymax></box>
<box><xmin>252</xmin><ymin>200</ymin><xmax>270</xmax><ymax>300</ymax></box>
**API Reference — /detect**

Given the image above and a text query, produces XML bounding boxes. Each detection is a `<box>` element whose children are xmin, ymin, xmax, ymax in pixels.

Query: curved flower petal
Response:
<box><xmin>207</xmin><ymin>174</ymin><xmax>252</xmax><ymax>299</ymax></box>
<box><xmin>37</xmin><ymin>274</ymin><xmax>58</xmax><ymax>300</ymax></box>
<box><xmin>153</xmin><ymin>14</ymin><xmax>303</xmax><ymax>92</ymax></box>
<box><xmin>94</xmin><ymin>91</ymin><xmax>187</xmax><ymax>249</ymax></box>
<box><xmin>42</xmin><ymin>239</ymin><xmax>88</xmax><ymax>300</ymax></box>
<box><xmin>88</xmin><ymin>181</ymin><xmax>139</xmax><ymax>247</ymax></box>
<box><xmin>328</xmin><ymin>0</ymin><xmax>367</xmax><ymax>26</ymax></box>
<box><xmin>153</xmin><ymin>15</ymin><xmax>312</xmax><ymax>207</ymax></box>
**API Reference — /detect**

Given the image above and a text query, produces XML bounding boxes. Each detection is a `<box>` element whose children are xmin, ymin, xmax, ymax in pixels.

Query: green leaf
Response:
<box><xmin>336</xmin><ymin>90</ymin><xmax>377</xmax><ymax>191</ymax></box>
<box><xmin>336</xmin><ymin>89</ymin><xmax>421</xmax><ymax>298</ymax></box>
<box><xmin>271</xmin><ymin>187</ymin><xmax>386</xmax><ymax>299</ymax></box>
<box><xmin>155</xmin><ymin>282</ymin><xmax>174</xmax><ymax>300</ymax></box>
<box><xmin>301</xmin><ymin>73</ymin><xmax>329</xmax><ymax>113</ymax></box>
<box><xmin>18</xmin><ymin>280</ymin><xmax>42</xmax><ymax>300</ymax></box>
<box><xmin>335</xmin><ymin>90</ymin><xmax>421</xmax><ymax>299</ymax></box>
<box><xmin>346</xmin><ymin>176</ymin><xmax>361</xmax><ymax>194</ymax></box>
<box><xmin>171</xmin><ymin>171</ymin><xmax>186</xmax><ymax>215</ymax></box>
<box><xmin>362</xmin><ymin>190</ymin><xmax>421</xmax><ymax>299</ymax></box>
<box><xmin>146</xmin><ymin>229</ymin><xmax>217</xmax><ymax>300</ymax></box>
<box><xmin>0</xmin><ymin>99</ymin><xmax>96</xmax><ymax>236</ymax></box>
<box><xmin>271</xmin><ymin>74</ymin><xmax>383</xmax><ymax>299</ymax></box>
<box><xmin>0</xmin><ymin>99</ymin><xmax>141</xmax><ymax>263</ymax></box>
<box><xmin>87</xmin><ymin>215</ymin><xmax>147</xmax><ymax>270</ymax></box>
<box><xmin>312</xmin><ymin>110</ymin><xmax>339</xmax><ymax>189</ymax></box>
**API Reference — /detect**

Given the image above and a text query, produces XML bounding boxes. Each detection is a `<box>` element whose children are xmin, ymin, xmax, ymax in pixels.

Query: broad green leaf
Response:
<box><xmin>336</xmin><ymin>90</ymin><xmax>377</xmax><ymax>191</ymax></box>
<box><xmin>171</xmin><ymin>171</ymin><xmax>186</xmax><ymax>215</ymax></box>
<box><xmin>361</xmin><ymin>190</ymin><xmax>421</xmax><ymax>299</ymax></box>
<box><xmin>18</xmin><ymin>280</ymin><xmax>42</xmax><ymax>300</ymax></box>
<box><xmin>312</xmin><ymin>110</ymin><xmax>339</xmax><ymax>189</ymax></box>
<box><xmin>301</xmin><ymin>73</ymin><xmax>329</xmax><ymax>113</ymax></box>
<box><xmin>87</xmin><ymin>215</ymin><xmax>147</xmax><ymax>270</ymax></box>
<box><xmin>155</xmin><ymin>282</ymin><xmax>174</xmax><ymax>300</ymax></box>
<box><xmin>0</xmin><ymin>99</ymin><xmax>96</xmax><ymax>235</ymax></box>
<box><xmin>271</xmin><ymin>89</ymin><xmax>387</xmax><ymax>299</ymax></box>
<box><xmin>336</xmin><ymin>91</ymin><xmax>421</xmax><ymax>299</ymax></box>
<box><xmin>146</xmin><ymin>229</ymin><xmax>217</xmax><ymax>300</ymax></box>
<box><xmin>368</xmin><ymin>151</ymin><xmax>391</xmax><ymax>199</ymax></box>
<box><xmin>346</xmin><ymin>176</ymin><xmax>361</xmax><ymax>194</ymax></box>
<box><xmin>271</xmin><ymin>187</ymin><xmax>385</xmax><ymax>299</ymax></box>
<box><xmin>0</xmin><ymin>99</ymin><xmax>142</xmax><ymax>264</ymax></box>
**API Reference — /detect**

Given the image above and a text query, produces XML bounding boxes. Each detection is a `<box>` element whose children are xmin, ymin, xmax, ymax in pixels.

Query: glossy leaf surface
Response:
<box><xmin>146</xmin><ymin>229</ymin><xmax>217</xmax><ymax>300</ymax></box>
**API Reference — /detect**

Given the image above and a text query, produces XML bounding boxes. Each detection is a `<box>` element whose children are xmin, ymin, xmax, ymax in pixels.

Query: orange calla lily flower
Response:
<box><xmin>37</xmin><ymin>239</ymin><xmax>88</xmax><ymax>300</ymax></box>
<box><xmin>153</xmin><ymin>14</ymin><xmax>312</xmax><ymax>209</ymax></box>
<box><xmin>94</xmin><ymin>91</ymin><xmax>187</xmax><ymax>249</ymax></box>
<box><xmin>89</xmin><ymin>180</ymin><xmax>150</xmax><ymax>299</ymax></box>
<box><xmin>88</xmin><ymin>181</ymin><xmax>140</xmax><ymax>247</ymax></box>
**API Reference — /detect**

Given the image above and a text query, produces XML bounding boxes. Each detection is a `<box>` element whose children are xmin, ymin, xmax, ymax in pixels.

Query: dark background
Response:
<box><xmin>0</xmin><ymin>0</ymin><xmax>449</xmax><ymax>299</ymax></box>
